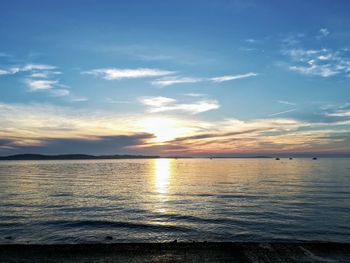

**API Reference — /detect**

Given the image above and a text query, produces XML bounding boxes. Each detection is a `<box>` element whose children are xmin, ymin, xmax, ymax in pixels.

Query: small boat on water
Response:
<box><xmin>275</xmin><ymin>158</ymin><xmax>280</xmax><ymax>160</ymax></box>
<box><xmin>312</xmin><ymin>157</ymin><xmax>317</xmax><ymax>160</ymax></box>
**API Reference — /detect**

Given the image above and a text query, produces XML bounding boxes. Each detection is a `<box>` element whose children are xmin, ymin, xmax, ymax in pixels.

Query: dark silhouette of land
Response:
<box><xmin>0</xmin><ymin>154</ymin><xmax>160</xmax><ymax>160</ymax></box>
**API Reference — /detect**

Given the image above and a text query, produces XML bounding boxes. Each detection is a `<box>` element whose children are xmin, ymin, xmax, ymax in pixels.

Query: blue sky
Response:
<box><xmin>1</xmin><ymin>0</ymin><xmax>350</xmax><ymax>156</ymax></box>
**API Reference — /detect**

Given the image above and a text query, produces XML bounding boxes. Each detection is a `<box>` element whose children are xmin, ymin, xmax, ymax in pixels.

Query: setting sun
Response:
<box><xmin>139</xmin><ymin>117</ymin><xmax>194</xmax><ymax>143</ymax></box>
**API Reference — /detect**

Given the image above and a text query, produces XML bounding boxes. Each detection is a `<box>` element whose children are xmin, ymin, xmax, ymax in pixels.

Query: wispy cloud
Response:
<box><xmin>289</xmin><ymin>64</ymin><xmax>338</xmax><ymax>77</ymax></box>
<box><xmin>83</xmin><ymin>68</ymin><xmax>175</xmax><ymax>80</ymax></box>
<box><xmin>50</xmin><ymin>89</ymin><xmax>70</xmax><ymax>97</ymax></box>
<box><xmin>184</xmin><ymin>93</ymin><xmax>207</xmax><ymax>97</ymax></box>
<box><xmin>282</xmin><ymin>38</ymin><xmax>350</xmax><ymax>78</ymax></box>
<box><xmin>327</xmin><ymin>110</ymin><xmax>350</xmax><ymax>117</ymax></box>
<box><xmin>0</xmin><ymin>63</ymin><xmax>57</xmax><ymax>76</ymax></box>
<box><xmin>21</xmin><ymin>64</ymin><xmax>56</xmax><ymax>72</ymax></box>
<box><xmin>245</xmin><ymin>38</ymin><xmax>257</xmax><ymax>43</ymax></box>
<box><xmin>139</xmin><ymin>96</ymin><xmax>176</xmax><ymax>107</ymax></box>
<box><xmin>151</xmin><ymin>76</ymin><xmax>203</xmax><ymax>87</ymax></box>
<box><xmin>269</xmin><ymin>108</ymin><xmax>297</xmax><ymax>117</ymax></box>
<box><xmin>139</xmin><ymin>96</ymin><xmax>220</xmax><ymax>115</ymax></box>
<box><xmin>70</xmin><ymin>97</ymin><xmax>88</xmax><ymax>102</ymax></box>
<box><xmin>277</xmin><ymin>100</ymin><xmax>297</xmax><ymax>106</ymax></box>
<box><xmin>318</xmin><ymin>28</ymin><xmax>330</xmax><ymax>38</ymax></box>
<box><xmin>0</xmin><ymin>69</ymin><xmax>9</xmax><ymax>75</ymax></box>
<box><xmin>1</xmin><ymin>61</ymin><xmax>73</xmax><ymax>98</ymax></box>
<box><xmin>30</xmin><ymin>71</ymin><xmax>61</xmax><ymax>78</ymax></box>
<box><xmin>210</xmin><ymin>72</ymin><xmax>258</xmax><ymax>82</ymax></box>
<box><xmin>151</xmin><ymin>72</ymin><xmax>258</xmax><ymax>87</ymax></box>
<box><xmin>26</xmin><ymin>79</ymin><xmax>58</xmax><ymax>91</ymax></box>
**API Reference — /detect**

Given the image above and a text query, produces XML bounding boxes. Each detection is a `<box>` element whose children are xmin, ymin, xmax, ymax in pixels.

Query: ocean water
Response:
<box><xmin>0</xmin><ymin>158</ymin><xmax>349</xmax><ymax>244</ymax></box>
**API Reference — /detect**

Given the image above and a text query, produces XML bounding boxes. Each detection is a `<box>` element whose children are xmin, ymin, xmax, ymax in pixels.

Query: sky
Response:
<box><xmin>1</xmin><ymin>0</ymin><xmax>350</xmax><ymax>156</ymax></box>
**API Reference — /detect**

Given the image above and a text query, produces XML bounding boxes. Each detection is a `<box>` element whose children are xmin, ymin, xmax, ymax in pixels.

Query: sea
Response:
<box><xmin>0</xmin><ymin>158</ymin><xmax>349</xmax><ymax>244</ymax></box>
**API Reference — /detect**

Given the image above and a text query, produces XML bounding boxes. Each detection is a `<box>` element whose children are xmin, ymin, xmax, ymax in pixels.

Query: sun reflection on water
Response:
<box><xmin>154</xmin><ymin>158</ymin><xmax>172</xmax><ymax>195</ymax></box>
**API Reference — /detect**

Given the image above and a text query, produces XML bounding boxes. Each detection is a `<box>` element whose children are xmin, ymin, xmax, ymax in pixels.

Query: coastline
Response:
<box><xmin>1</xmin><ymin>242</ymin><xmax>350</xmax><ymax>262</ymax></box>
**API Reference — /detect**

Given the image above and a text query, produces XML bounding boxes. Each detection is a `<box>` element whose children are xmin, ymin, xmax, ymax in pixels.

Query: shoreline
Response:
<box><xmin>1</xmin><ymin>242</ymin><xmax>350</xmax><ymax>262</ymax></box>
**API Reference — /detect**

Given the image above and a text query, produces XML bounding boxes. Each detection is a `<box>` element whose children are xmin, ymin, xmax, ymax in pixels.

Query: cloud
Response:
<box><xmin>139</xmin><ymin>96</ymin><xmax>176</xmax><ymax>107</ymax></box>
<box><xmin>327</xmin><ymin>110</ymin><xmax>350</xmax><ymax>117</ymax></box>
<box><xmin>0</xmin><ymin>69</ymin><xmax>9</xmax><ymax>75</ymax></box>
<box><xmin>0</xmin><ymin>60</ymin><xmax>77</xmax><ymax>98</ymax></box>
<box><xmin>282</xmin><ymin>33</ymin><xmax>305</xmax><ymax>46</ymax></box>
<box><xmin>151</xmin><ymin>76</ymin><xmax>203</xmax><ymax>87</ymax></box>
<box><xmin>269</xmin><ymin>108</ymin><xmax>297</xmax><ymax>117</ymax></box>
<box><xmin>210</xmin><ymin>72</ymin><xmax>258</xmax><ymax>82</ymax></box>
<box><xmin>70</xmin><ymin>97</ymin><xmax>88</xmax><ymax>102</ymax></box>
<box><xmin>139</xmin><ymin>96</ymin><xmax>220</xmax><ymax>114</ymax></box>
<box><xmin>0</xmin><ymin>101</ymin><xmax>349</xmax><ymax>155</ymax></box>
<box><xmin>283</xmin><ymin>47</ymin><xmax>350</xmax><ymax>77</ymax></box>
<box><xmin>277</xmin><ymin>100</ymin><xmax>296</xmax><ymax>106</ymax></box>
<box><xmin>318</xmin><ymin>28</ymin><xmax>330</xmax><ymax>38</ymax></box>
<box><xmin>245</xmin><ymin>38</ymin><xmax>256</xmax><ymax>43</ymax></box>
<box><xmin>184</xmin><ymin>93</ymin><xmax>206</xmax><ymax>97</ymax></box>
<box><xmin>25</xmin><ymin>79</ymin><xmax>70</xmax><ymax>97</ymax></box>
<box><xmin>21</xmin><ymin>64</ymin><xmax>56</xmax><ymax>71</ymax></box>
<box><xmin>0</xmin><ymin>63</ymin><xmax>57</xmax><ymax>76</ymax></box>
<box><xmin>0</xmin><ymin>134</ymin><xmax>154</xmax><ymax>155</ymax></box>
<box><xmin>83</xmin><ymin>68</ymin><xmax>175</xmax><ymax>80</ymax></box>
<box><xmin>151</xmin><ymin>72</ymin><xmax>258</xmax><ymax>87</ymax></box>
<box><xmin>26</xmin><ymin>79</ymin><xmax>58</xmax><ymax>91</ymax></box>
<box><xmin>289</xmin><ymin>64</ymin><xmax>338</xmax><ymax>77</ymax></box>
<box><xmin>152</xmin><ymin>117</ymin><xmax>350</xmax><ymax>155</ymax></box>
<box><xmin>50</xmin><ymin>89</ymin><xmax>70</xmax><ymax>97</ymax></box>
<box><xmin>30</xmin><ymin>71</ymin><xmax>61</xmax><ymax>78</ymax></box>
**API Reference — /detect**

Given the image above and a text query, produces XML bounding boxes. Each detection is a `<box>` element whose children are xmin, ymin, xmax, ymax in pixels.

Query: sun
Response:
<box><xmin>139</xmin><ymin>117</ymin><xmax>193</xmax><ymax>143</ymax></box>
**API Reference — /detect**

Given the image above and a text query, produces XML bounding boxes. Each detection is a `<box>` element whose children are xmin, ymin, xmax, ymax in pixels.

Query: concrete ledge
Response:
<box><xmin>1</xmin><ymin>242</ymin><xmax>350</xmax><ymax>262</ymax></box>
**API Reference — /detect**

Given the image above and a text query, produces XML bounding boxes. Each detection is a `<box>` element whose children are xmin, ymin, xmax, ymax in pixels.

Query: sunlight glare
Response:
<box><xmin>140</xmin><ymin>117</ymin><xmax>192</xmax><ymax>143</ymax></box>
<box><xmin>155</xmin><ymin>158</ymin><xmax>172</xmax><ymax>194</ymax></box>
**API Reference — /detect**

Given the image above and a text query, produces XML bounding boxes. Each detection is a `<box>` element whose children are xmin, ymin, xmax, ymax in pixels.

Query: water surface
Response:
<box><xmin>0</xmin><ymin>158</ymin><xmax>349</xmax><ymax>243</ymax></box>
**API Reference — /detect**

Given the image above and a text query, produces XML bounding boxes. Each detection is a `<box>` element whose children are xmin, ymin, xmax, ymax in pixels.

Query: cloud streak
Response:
<box><xmin>139</xmin><ymin>96</ymin><xmax>220</xmax><ymax>114</ymax></box>
<box><xmin>83</xmin><ymin>68</ymin><xmax>175</xmax><ymax>80</ymax></box>
<box><xmin>151</xmin><ymin>76</ymin><xmax>203</xmax><ymax>87</ymax></box>
<box><xmin>151</xmin><ymin>72</ymin><xmax>258</xmax><ymax>87</ymax></box>
<box><xmin>277</xmin><ymin>100</ymin><xmax>296</xmax><ymax>106</ymax></box>
<box><xmin>269</xmin><ymin>108</ymin><xmax>297</xmax><ymax>117</ymax></box>
<box><xmin>0</xmin><ymin>63</ymin><xmax>57</xmax><ymax>75</ymax></box>
<box><xmin>210</xmin><ymin>72</ymin><xmax>258</xmax><ymax>82</ymax></box>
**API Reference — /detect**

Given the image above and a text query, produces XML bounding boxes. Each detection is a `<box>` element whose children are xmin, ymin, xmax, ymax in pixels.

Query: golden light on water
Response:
<box><xmin>154</xmin><ymin>158</ymin><xmax>173</xmax><ymax>194</ymax></box>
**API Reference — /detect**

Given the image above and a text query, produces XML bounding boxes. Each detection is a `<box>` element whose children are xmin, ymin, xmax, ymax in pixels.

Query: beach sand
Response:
<box><xmin>1</xmin><ymin>242</ymin><xmax>350</xmax><ymax>262</ymax></box>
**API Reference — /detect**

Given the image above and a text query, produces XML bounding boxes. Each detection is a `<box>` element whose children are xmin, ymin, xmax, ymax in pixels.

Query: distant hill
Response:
<box><xmin>0</xmin><ymin>154</ymin><xmax>160</xmax><ymax>160</ymax></box>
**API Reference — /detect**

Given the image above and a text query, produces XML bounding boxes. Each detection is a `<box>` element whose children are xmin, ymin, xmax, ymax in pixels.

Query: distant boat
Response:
<box><xmin>275</xmin><ymin>158</ymin><xmax>280</xmax><ymax>160</ymax></box>
<box><xmin>289</xmin><ymin>157</ymin><xmax>293</xmax><ymax>160</ymax></box>
<box><xmin>312</xmin><ymin>157</ymin><xmax>317</xmax><ymax>160</ymax></box>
